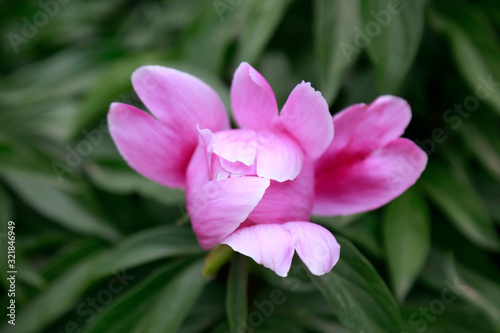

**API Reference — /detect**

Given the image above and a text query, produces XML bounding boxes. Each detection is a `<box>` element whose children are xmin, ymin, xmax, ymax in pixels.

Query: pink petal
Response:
<box><xmin>197</xmin><ymin>126</ymin><xmax>216</xmax><ymax>155</ymax></box>
<box><xmin>256</xmin><ymin>130</ymin><xmax>304</xmax><ymax>182</ymax></box>
<box><xmin>313</xmin><ymin>96</ymin><xmax>420</xmax><ymax>215</ymax></box>
<box><xmin>280</xmin><ymin>82</ymin><xmax>334</xmax><ymax>159</ymax></box>
<box><xmin>131</xmin><ymin>65</ymin><xmax>230</xmax><ymax>159</ymax></box>
<box><xmin>314</xmin><ymin>138</ymin><xmax>428</xmax><ymax>215</ymax></box>
<box><xmin>213</xmin><ymin>129</ymin><xmax>257</xmax><ymax>166</ymax></box>
<box><xmin>185</xmin><ymin>129</ymin><xmax>214</xmax><ymax>191</ymax></box>
<box><xmin>230</xmin><ymin>62</ymin><xmax>278</xmax><ymax>130</ymax></box>
<box><xmin>108</xmin><ymin>103</ymin><xmax>189</xmax><ymax>189</ymax></box>
<box><xmin>222</xmin><ymin>221</ymin><xmax>340</xmax><ymax>277</ymax></box>
<box><xmin>283</xmin><ymin>222</ymin><xmax>340</xmax><ymax>275</ymax></box>
<box><xmin>220</xmin><ymin>159</ymin><xmax>256</xmax><ymax>176</ymax></box>
<box><xmin>187</xmin><ymin>177</ymin><xmax>270</xmax><ymax>250</ymax></box>
<box><xmin>327</xmin><ymin>95</ymin><xmax>411</xmax><ymax>158</ymax></box>
<box><xmin>221</xmin><ymin>224</ymin><xmax>294</xmax><ymax>277</ymax></box>
<box><xmin>248</xmin><ymin>157</ymin><xmax>314</xmax><ymax>224</ymax></box>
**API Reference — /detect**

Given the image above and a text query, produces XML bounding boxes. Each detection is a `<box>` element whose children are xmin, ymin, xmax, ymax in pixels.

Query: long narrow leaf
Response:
<box><xmin>309</xmin><ymin>237</ymin><xmax>403</xmax><ymax>333</ymax></box>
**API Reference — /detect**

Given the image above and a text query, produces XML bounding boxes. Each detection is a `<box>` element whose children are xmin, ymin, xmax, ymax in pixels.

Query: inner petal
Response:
<box><xmin>210</xmin><ymin>154</ymin><xmax>231</xmax><ymax>181</ymax></box>
<box><xmin>255</xmin><ymin>129</ymin><xmax>304</xmax><ymax>182</ymax></box>
<box><xmin>213</xmin><ymin>129</ymin><xmax>257</xmax><ymax>166</ymax></box>
<box><xmin>220</xmin><ymin>158</ymin><xmax>257</xmax><ymax>176</ymax></box>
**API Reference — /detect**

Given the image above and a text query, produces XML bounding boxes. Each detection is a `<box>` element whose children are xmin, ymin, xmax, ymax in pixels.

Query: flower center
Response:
<box><xmin>210</xmin><ymin>129</ymin><xmax>258</xmax><ymax>181</ymax></box>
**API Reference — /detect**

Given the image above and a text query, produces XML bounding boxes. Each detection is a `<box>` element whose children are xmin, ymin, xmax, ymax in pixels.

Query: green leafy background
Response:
<box><xmin>1</xmin><ymin>0</ymin><xmax>500</xmax><ymax>332</ymax></box>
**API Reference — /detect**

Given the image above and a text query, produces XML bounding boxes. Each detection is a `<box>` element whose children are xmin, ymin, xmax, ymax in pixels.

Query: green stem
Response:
<box><xmin>202</xmin><ymin>244</ymin><xmax>234</xmax><ymax>277</ymax></box>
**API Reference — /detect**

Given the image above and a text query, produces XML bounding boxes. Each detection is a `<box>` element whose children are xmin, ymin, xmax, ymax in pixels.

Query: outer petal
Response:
<box><xmin>327</xmin><ymin>95</ymin><xmax>411</xmax><ymax>158</ymax></box>
<box><xmin>108</xmin><ymin>103</ymin><xmax>189</xmax><ymax>189</ymax></box>
<box><xmin>248</xmin><ymin>157</ymin><xmax>314</xmax><ymax>224</ymax></box>
<box><xmin>221</xmin><ymin>224</ymin><xmax>294</xmax><ymax>277</ymax></box>
<box><xmin>314</xmin><ymin>138</ymin><xmax>428</xmax><ymax>216</ymax></box>
<box><xmin>187</xmin><ymin>177</ymin><xmax>270</xmax><ymax>250</ymax></box>
<box><xmin>256</xmin><ymin>130</ymin><xmax>304</xmax><ymax>182</ymax></box>
<box><xmin>131</xmin><ymin>65</ymin><xmax>230</xmax><ymax>160</ymax></box>
<box><xmin>231</xmin><ymin>62</ymin><xmax>278</xmax><ymax>130</ymax></box>
<box><xmin>280</xmin><ymin>82</ymin><xmax>334</xmax><ymax>159</ymax></box>
<box><xmin>185</xmin><ymin>128</ymin><xmax>214</xmax><ymax>191</ymax></box>
<box><xmin>283</xmin><ymin>222</ymin><xmax>340</xmax><ymax>275</ymax></box>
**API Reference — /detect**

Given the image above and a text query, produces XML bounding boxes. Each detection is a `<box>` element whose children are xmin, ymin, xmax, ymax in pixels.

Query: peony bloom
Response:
<box><xmin>108</xmin><ymin>62</ymin><xmax>427</xmax><ymax>277</ymax></box>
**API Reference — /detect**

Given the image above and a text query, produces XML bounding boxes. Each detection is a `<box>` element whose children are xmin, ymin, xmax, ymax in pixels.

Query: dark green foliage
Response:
<box><xmin>1</xmin><ymin>0</ymin><xmax>500</xmax><ymax>332</ymax></box>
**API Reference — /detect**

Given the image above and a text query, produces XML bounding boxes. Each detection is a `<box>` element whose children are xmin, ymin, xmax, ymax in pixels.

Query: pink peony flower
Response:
<box><xmin>108</xmin><ymin>62</ymin><xmax>427</xmax><ymax>277</ymax></box>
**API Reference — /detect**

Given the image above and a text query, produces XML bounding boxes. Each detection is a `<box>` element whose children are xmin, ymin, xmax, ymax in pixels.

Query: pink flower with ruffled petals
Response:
<box><xmin>108</xmin><ymin>62</ymin><xmax>427</xmax><ymax>277</ymax></box>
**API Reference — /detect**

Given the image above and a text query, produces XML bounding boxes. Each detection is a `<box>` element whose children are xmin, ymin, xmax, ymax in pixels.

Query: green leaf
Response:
<box><xmin>0</xmin><ymin>183</ymin><xmax>12</xmax><ymax>222</ymax></box>
<box><xmin>430</xmin><ymin>1</ymin><xmax>500</xmax><ymax>114</ymax></box>
<box><xmin>135</xmin><ymin>259</ymin><xmax>208</xmax><ymax>333</ymax></box>
<box><xmin>314</xmin><ymin>0</ymin><xmax>361</xmax><ymax>103</ymax></box>
<box><xmin>184</xmin><ymin>1</ymin><xmax>254</xmax><ymax>73</ymax></box>
<box><xmin>309</xmin><ymin>237</ymin><xmax>403</xmax><ymax>333</ymax></box>
<box><xmin>383</xmin><ymin>187</ymin><xmax>430</xmax><ymax>302</ymax></box>
<box><xmin>0</xmin><ymin>136</ymin><xmax>55</xmax><ymax>176</ymax></box>
<box><xmin>421</xmin><ymin>248</ymin><xmax>500</xmax><ymax>332</ymax></box>
<box><xmin>235</xmin><ymin>0</ymin><xmax>290</xmax><ymax>65</ymax></box>
<box><xmin>177</xmin><ymin>285</ymin><xmax>226</xmax><ymax>333</ymax></box>
<box><xmin>84</xmin><ymin>260</ymin><xmax>190</xmax><ymax>333</ymax></box>
<box><xmin>329</xmin><ymin>214</ymin><xmax>383</xmax><ymax>259</ymax></box>
<box><xmin>423</xmin><ymin>248</ymin><xmax>500</xmax><ymax>332</ymax></box>
<box><xmin>477</xmin><ymin>177</ymin><xmax>500</xmax><ymax>223</ymax></box>
<box><xmin>1</xmin><ymin>254</ymin><xmax>100</xmax><ymax>333</ymax></box>
<box><xmin>313</xmin><ymin>213</ymin><xmax>366</xmax><ymax>230</ymax></box>
<box><xmin>478</xmin><ymin>0</ymin><xmax>500</xmax><ymax>23</ymax></box>
<box><xmin>43</xmin><ymin>238</ymin><xmax>105</xmax><ymax>281</ymax></box>
<box><xmin>401</xmin><ymin>302</ymin><xmax>495</xmax><ymax>333</ymax></box>
<box><xmin>209</xmin><ymin>323</ymin><xmax>230</xmax><ymax>333</ymax></box>
<box><xmin>444</xmin><ymin>254</ymin><xmax>500</xmax><ymax>332</ymax></box>
<box><xmin>423</xmin><ymin>163</ymin><xmax>500</xmax><ymax>251</ymax></box>
<box><xmin>86</xmin><ymin>160</ymin><xmax>185</xmax><ymax>205</ymax></box>
<box><xmin>259</xmin><ymin>52</ymin><xmax>299</xmax><ymax>106</ymax></box>
<box><xmin>95</xmin><ymin>226</ymin><xmax>202</xmax><ymax>278</ymax></box>
<box><xmin>226</xmin><ymin>254</ymin><xmax>248</xmax><ymax>333</ymax></box>
<box><xmin>361</xmin><ymin>0</ymin><xmax>426</xmax><ymax>93</ymax></box>
<box><xmin>3</xmin><ymin>171</ymin><xmax>120</xmax><ymax>242</ymax></box>
<box><xmin>258</xmin><ymin>317</ymin><xmax>308</xmax><ymax>333</ymax></box>
<box><xmin>298</xmin><ymin>315</ymin><xmax>350</xmax><ymax>333</ymax></box>
<box><xmin>459</xmin><ymin>123</ymin><xmax>500</xmax><ymax>181</ymax></box>
<box><xmin>16</xmin><ymin>231</ymin><xmax>71</xmax><ymax>255</ymax></box>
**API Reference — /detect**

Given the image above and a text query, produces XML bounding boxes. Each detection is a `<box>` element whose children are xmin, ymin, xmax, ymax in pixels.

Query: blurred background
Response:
<box><xmin>1</xmin><ymin>0</ymin><xmax>500</xmax><ymax>332</ymax></box>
